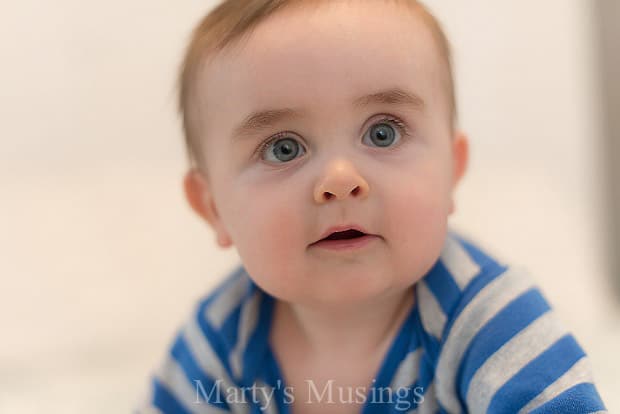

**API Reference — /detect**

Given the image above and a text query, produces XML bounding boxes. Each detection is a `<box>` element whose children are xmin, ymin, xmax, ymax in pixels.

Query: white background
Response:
<box><xmin>1</xmin><ymin>0</ymin><xmax>618</xmax><ymax>412</ymax></box>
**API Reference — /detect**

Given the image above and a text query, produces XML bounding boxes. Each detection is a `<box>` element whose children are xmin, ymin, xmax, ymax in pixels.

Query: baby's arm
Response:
<box><xmin>135</xmin><ymin>270</ymin><xmax>253</xmax><ymax>414</ymax></box>
<box><xmin>135</xmin><ymin>309</ymin><xmax>241</xmax><ymax>413</ymax></box>
<box><xmin>433</xmin><ymin>265</ymin><xmax>607</xmax><ymax>413</ymax></box>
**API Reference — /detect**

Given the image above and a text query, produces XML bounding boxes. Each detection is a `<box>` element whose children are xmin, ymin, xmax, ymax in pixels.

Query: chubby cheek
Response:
<box><xmin>384</xmin><ymin>170</ymin><xmax>452</xmax><ymax>282</ymax></box>
<box><xmin>223</xmin><ymin>184</ymin><xmax>307</xmax><ymax>298</ymax></box>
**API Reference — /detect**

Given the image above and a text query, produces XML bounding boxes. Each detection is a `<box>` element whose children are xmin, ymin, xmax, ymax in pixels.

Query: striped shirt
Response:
<box><xmin>136</xmin><ymin>231</ymin><xmax>607</xmax><ymax>413</ymax></box>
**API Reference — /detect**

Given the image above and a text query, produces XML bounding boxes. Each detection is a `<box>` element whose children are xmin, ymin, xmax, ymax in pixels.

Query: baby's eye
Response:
<box><xmin>260</xmin><ymin>136</ymin><xmax>306</xmax><ymax>163</ymax></box>
<box><xmin>258</xmin><ymin>116</ymin><xmax>408</xmax><ymax>164</ymax></box>
<box><xmin>362</xmin><ymin>117</ymin><xmax>407</xmax><ymax>148</ymax></box>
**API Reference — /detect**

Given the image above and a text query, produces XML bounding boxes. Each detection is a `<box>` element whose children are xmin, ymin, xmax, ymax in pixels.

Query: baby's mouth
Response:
<box><xmin>320</xmin><ymin>229</ymin><xmax>367</xmax><ymax>241</ymax></box>
<box><xmin>309</xmin><ymin>228</ymin><xmax>380</xmax><ymax>251</ymax></box>
<box><xmin>308</xmin><ymin>223</ymin><xmax>381</xmax><ymax>248</ymax></box>
<box><xmin>309</xmin><ymin>224</ymin><xmax>380</xmax><ymax>248</ymax></box>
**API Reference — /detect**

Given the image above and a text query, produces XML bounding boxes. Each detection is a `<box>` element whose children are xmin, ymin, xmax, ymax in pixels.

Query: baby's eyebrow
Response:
<box><xmin>231</xmin><ymin>87</ymin><xmax>425</xmax><ymax>140</ymax></box>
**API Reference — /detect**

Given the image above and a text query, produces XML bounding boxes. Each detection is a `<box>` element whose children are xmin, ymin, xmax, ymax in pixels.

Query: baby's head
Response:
<box><xmin>181</xmin><ymin>0</ymin><xmax>468</xmax><ymax>306</ymax></box>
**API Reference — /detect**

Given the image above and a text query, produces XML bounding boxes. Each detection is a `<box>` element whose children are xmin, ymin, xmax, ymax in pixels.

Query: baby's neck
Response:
<box><xmin>272</xmin><ymin>286</ymin><xmax>415</xmax><ymax>358</ymax></box>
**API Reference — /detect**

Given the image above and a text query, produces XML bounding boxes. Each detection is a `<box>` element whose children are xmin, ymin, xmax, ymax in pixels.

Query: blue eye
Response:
<box><xmin>260</xmin><ymin>136</ymin><xmax>306</xmax><ymax>163</ymax></box>
<box><xmin>257</xmin><ymin>116</ymin><xmax>409</xmax><ymax>164</ymax></box>
<box><xmin>363</xmin><ymin>118</ymin><xmax>407</xmax><ymax>148</ymax></box>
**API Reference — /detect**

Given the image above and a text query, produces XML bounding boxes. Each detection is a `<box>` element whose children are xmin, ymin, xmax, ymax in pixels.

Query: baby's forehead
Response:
<box><xmin>219</xmin><ymin>0</ymin><xmax>444</xmax><ymax>67</ymax></box>
<box><xmin>179</xmin><ymin>0</ymin><xmax>456</xmax><ymax>169</ymax></box>
<box><xmin>198</xmin><ymin>1</ymin><xmax>448</xmax><ymax>124</ymax></box>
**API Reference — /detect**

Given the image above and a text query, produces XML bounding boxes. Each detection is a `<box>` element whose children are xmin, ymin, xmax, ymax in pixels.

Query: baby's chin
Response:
<box><xmin>252</xmin><ymin>266</ymin><xmax>421</xmax><ymax>307</ymax></box>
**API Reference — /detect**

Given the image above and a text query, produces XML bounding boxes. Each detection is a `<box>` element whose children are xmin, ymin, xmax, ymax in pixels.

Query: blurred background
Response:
<box><xmin>0</xmin><ymin>0</ymin><xmax>618</xmax><ymax>412</ymax></box>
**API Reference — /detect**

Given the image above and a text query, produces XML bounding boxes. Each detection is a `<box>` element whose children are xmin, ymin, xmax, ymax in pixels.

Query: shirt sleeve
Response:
<box><xmin>134</xmin><ymin>269</ymin><xmax>257</xmax><ymax>414</ymax></box>
<box><xmin>433</xmin><ymin>265</ymin><xmax>607</xmax><ymax>413</ymax></box>
<box><xmin>134</xmin><ymin>310</ymin><xmax>240</xmax><ymax>414</ymax></box>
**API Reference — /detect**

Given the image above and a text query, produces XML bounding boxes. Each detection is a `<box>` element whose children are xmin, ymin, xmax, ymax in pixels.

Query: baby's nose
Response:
<box><xmin>313</xmin><ymin>160</ymin><xmax>370</xmax><ymax>204</ymax></box>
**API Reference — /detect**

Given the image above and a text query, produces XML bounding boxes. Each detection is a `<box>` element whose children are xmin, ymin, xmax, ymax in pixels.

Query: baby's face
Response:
<box><xmin>189</xmin><ymin>1</ymin><xmax>467</xmax><ymax>305</ymax></box>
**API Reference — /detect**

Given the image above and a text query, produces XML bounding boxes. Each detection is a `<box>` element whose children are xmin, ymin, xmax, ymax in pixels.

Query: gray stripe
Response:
<box><xmin>466</xmin><ymin>310</ymin><xmax>567</xmax><ymax>413</ymax></box>
<box><xmin>253</xmin><ymin>380</ymin><xmax>279</xmax><ymax>414</ymax></box>
<box><xmin>398</xmin><ymin>381</ymin><xmax>439</xmax><ymax>414</ymax></box>
<box><xmin>205</xmin><ymin>270</ymin><xmax>249</xmax><ymax>329</ymax></box>
<box><xmin>390</xmin><ymin>349</ymin><xmax>421</xmax><ymax>391</ymax></box>
<box><xmin>184</xmin><ymin>316</ymin><xmax>233</xmax><ymax>386</ymax></box>
<box><xmin>417</xmin><ymin>381</ymin><xmax>438</xmax><ymax>414</ymax></box>
<box><xmin>518</xmin><ymin>357</ymin><xmax>593</xmax><ymax>413</ymax></box>
<box><xmin>184</xmin><ymin>315</ymin><xmax>250</xmax><ymax>414</ymax></box>
<box><xmin>417</xmin><ymin>280</ymin><xmax>447</xmax><ymax>340</ymax></box>
<box><xmin>435</xmin><ymin>266</ymin><xmax>534</xmax><ymax>414</ymax></box>
<box><xmin>155</xmin><ymin>357</ymin><xmax>229</xmax><ymax>414</ymax></box>
<box><xmin>440</xmin><ymin>234</ymin><xmax>480</xmax><ymax>290</ymax></box>
<box><xmin>229</xmin><ymin>290</ymin><xmax>262</xmax><ymax>380</ymax></box>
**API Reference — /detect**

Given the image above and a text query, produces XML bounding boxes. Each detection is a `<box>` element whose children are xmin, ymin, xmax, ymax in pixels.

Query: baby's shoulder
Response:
<box><xmin>416</xmin><ymin>231</ymin><xmax>537</xmax><ymax>345</ymax></box>
<box><xmin>135</xmin><ymin>267</ymin><xmax>259</xmax><ymax>413</ymax></box>
<box><xmin>185</xmin><ymin>265</ymin><xmax>268</xmax><ymax>360</ymax></box>
<box><xmin>195</xmin><ymin>266</ymin><xmax>255</xmax><ymax>331</ymax></box>
<box><xmin>415</xmin><ymin>234</ymin><xmax>606</xmax><ymax>412</ymax></box>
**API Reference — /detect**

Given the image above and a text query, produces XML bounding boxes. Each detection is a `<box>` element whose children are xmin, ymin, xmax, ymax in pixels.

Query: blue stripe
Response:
<box><xmin>412</xmin><ymin>303</ymin><xmax>440</xmax><ymax>363</ymax></box>
<box><xmin>451</xmin><ymin>233</ymin><xmax>499</xmax><ymax>269</ymax></box>
<box><xmin>152</xmin><ymin>377</ymin><xmax>192</xmax><ymax>414</ymax></box>
<box><xmin>200</xmin><ymin>266</ymin><xmax>246</xmax><ymax>309</ymax></box>
<box><xmin>263</xmin><ymin>347</ymin><xmax>293</xmax><ymax>414</ymax></box>
<box><xmin>488</xmin><ymin>334</ymin><xmax>587</xmax><ymax>413</ymax></box>
<box><xmin>423</xmin><ymin>260</ymin><xmax>462</xmax><ymax>316</ymax></box>
<box><xmin>364</xmin><ymin>303</ymin><xmax>418</xmax><ymax>414</ymax></box>
<box><xmin>241</xmin><ymin>291</ymin><xmax>274</xmax><ymax>387</ymax></box>
<box><xmin>217</xmin><ymin>278</ymin><xmax>255</xmax><ymax>351</ymax></box>
<box><xmin>406</xmin><ymin>304</ymin><xmax>422</xmax><ymax>353</ymax></box>
<box><xmin>194</xmin><ymin>267</ymin><xmax>251</xmax><ymax>371</ymax></box>
<box><xmin>458</xmin><ymin>288</ymin><xmax>552</xmax><ymax>399</ymax></box>
<box><xmin>392</xmin><ymin>313</ymin><xmax>436</xmax><ymax>412</ymax></box>
<box><xmin>417</xmin><ymin>351</ymin><xmax>436</xmax><ymax>392</ymax></box>
<box><xmin>436</xmin><ymin>402</ymin><xmax>449</xmax><ymax>413</ymax></box>
<box><xmin>409</xmin><ymin>301</ymin><xmax>439</xmax><ymax>412</ymax></box>
<box><xmin>440</xmin><ymin>262</ymin><xmax>508</xmax><ymax>349</ymax></box>
<box><xmin>170</xmin><ymin>335</ymin><xmax>231</xmax><ymax>410</ymax></box>
<box><xmin>219</xmin><ymin>279</ymin><xmax>259</xmax><ymax>352</ymax></box>
<box><xmin>220</xmin><ymin>305</ymin><xmax>242</xmax><ymax>351</ymax></box>
<box><xmin>395</xmin><ymin>369</ymin><xmax>435</xmax><ymax>413</ymax></box>
<box><xmin>529</xmin><ymin>382</ymin><xmax>606</xmax><ymax>413</ymax></box>
<box><xmin>381</xmin><ymin>381</ymin><xmax>426</xmax><ymax>413</ymax></box>
<box><xmin>361</xmin><ymin>300</ymin><xmax>417</xmax><ymax>414</ymax></box>
<box><xmin>397</xmin><ymin>383</ymin><xmax>426</xmax><ymax>413</ymax></box>
<box><xmin>354</xmin><ymin>292</ymin><xmax>419</xmax><ymax>414</ymax></box>
<box><xmin>196</xmin><ymin>299</ymin><xmax>234</xmax><ymax>377</ymax></box>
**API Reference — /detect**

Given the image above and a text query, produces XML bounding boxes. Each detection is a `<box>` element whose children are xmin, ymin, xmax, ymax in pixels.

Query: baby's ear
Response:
<box><xmin>183</xmin><ymin>169</ymin><xmax>233</xmax><ymax>248</ymax></box>
<box><xmin>452</xmin><ymin>130</ymin><xmax>469</xmax><ymax>185</ymax></box>
<box><xmin>449</xmin><ymin>131</ymin><xmax>469</xmax><ymax>214</ymax></box>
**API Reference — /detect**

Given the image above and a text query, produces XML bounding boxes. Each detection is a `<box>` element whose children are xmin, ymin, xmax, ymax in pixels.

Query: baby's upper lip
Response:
<box><xmin>311</xmin><ymin>224</ymin><xmax>376</xmax><ymax>245</ymax></box>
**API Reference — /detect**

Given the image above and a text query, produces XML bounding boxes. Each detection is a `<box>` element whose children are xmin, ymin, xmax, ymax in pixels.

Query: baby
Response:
<box><xmin>137</xmin><ymin>0</ymin><xmax>607</xmax><ymax>413</ymax></box>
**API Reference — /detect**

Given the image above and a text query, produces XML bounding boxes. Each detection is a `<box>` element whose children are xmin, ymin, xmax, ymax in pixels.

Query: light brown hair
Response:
<box><xmin>178</xmin><ymin>0</ymin><xmax>457</xmax><ymax>170</ymax></box>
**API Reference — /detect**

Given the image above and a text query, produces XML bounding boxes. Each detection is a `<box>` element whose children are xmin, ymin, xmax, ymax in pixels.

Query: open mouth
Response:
<box><xmin>321</xmin><ymin>229</ymin><xmax>367</xmax><ymax>241</ymax></box>
<box><xmin>309</xmin><ymin>227</ymin><xmax>378</xmax><ymax>251</ymax></box>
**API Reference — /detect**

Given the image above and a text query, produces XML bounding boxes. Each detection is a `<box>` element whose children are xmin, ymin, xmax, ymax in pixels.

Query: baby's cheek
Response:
<box><xmin>388</xmin><ymin>174</ymin><xmax>448</xmax><ymax>221</ymax></box>
<box><xmin>386</xmin><ymin>179</ymin><xmax>449</xmax><ymax>267</ymax></box>
<box><xmin>232</xmin><ymin>200</ymin><xmax>305</xmax><ymax>293</ymax></box>
<box><xmin>262</xmin><ymin>213</ymin><xmax>302</xmax><ymax>260</ymax></box>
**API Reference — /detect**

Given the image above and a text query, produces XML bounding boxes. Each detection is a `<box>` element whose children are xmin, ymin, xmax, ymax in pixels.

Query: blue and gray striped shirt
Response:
<box><xmin>137</xmin><ymin>232</ymin><xmax>607</xmax><ymax>413</ymax></box>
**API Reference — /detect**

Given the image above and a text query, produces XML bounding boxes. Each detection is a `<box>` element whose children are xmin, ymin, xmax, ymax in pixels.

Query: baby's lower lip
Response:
<box><xmin>309</xmin><ymin>234</ymin><xmax>379</xmax><ymax>251</ymax></box>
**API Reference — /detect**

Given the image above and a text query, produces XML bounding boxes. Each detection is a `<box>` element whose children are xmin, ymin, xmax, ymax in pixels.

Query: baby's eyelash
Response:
<box><xmin>379</xmin><ymin>116</ymin><xmax>409</xmax><ymax>136</ymax></box>
<box><xmin>253</xmin><ymin>115</ymin><xmax>411</xmax><ymax>160</ymax></box>
<box><xmin>255</xmin><ymin>132</ymin><xmax>293</xmax><ymax>159</ymax></box>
